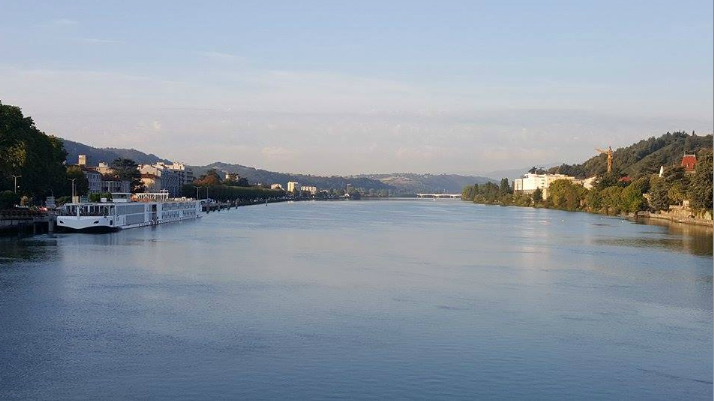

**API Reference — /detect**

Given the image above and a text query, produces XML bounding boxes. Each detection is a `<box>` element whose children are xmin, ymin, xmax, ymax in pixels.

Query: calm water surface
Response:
<box><xmin>0</xmin><ymin>200</ymin><xmax>712</xmax><ymax>400</ymax></box>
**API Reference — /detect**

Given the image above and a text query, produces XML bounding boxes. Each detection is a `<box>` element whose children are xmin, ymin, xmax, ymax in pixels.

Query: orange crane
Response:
<box><xmin>595</xmin><ymin>146</ymin><xmax>613</xmax><ymax>173</ymax></box>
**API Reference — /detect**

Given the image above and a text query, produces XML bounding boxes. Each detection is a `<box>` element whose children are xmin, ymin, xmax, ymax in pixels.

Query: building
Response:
<box><xmin>85</xmin><ymin>169</ymin><xmax>102</xmax><ymax>193</ymax></box>
<box><xmin>155</xmin><ymin>162</ymin><xmax>194</xmax><ymax>186</ymax></box>
<box><xmin>225</xmin><ymin>172</ymin><xmax>239</xmax><ymax>181</ymax></box>
<box><xmin>139</xmin><ymin>164</ymin><xmax>181</xmax><ymax>197</ymax></box>
<box><xmin>300</xmin><ymin>185</ymin><xmax>318</xmax><ymax>195</ymax></box>
<box><xmin>287</xmin><ymin>181</ymin><xmax>300</xmax><ymax>193</ymax></box>
<box><xmin>78</xmin><ymin>154</ymin><xmax>87</xmax><ymax>166</ymax></box>
<box><xmin>580</xmin><ymin>176</ymin><xmax>597</xmax><ymax>190</ymax></box>
<box><xmin>97</xmin><ymin>162</ymin><xmax>113</xmax><ymax>175</ymax></box>
<box><xmin>140</xmin><ymin>173</ymin><xmax>162</xmax><ymax>193</ymax></box>
<box><xmin>101</xmin><ymin>179</ymin><xmax>130</xmax><ymax>193</ymax></box>
<box><xmin>681</xmin><ymin>154</ymin><xmax>697</xmax><ymax>172</ymax></box>
<box><xmin>270</xmin><ymin>184</ymin><xmax>283</xmax><ymax>190</ymax></box>
<box><xmin>513</xmin><ymin>173</ymin><xmax>581</xmax><ymax>199</ymax></box>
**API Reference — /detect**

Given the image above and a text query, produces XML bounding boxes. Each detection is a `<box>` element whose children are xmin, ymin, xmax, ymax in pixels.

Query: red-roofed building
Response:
<box><xmin>681</xmin><ymin>154</ymin><xmax>697</xmax><ymax>172</ymax></box>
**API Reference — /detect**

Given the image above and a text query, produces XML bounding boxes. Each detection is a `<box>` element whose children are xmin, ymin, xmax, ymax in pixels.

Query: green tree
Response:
<box><xmin>195</xmin><ymin>169</ymin><xmax>222</xmax><ymax>186</ymax></box>
<box><xmin>110</xmin><ymin>158</ymin><xmax>144</xmax><ymax>193</ymax></box>
<box><xmin>689</xmin><ymin>149</ymin><xmax>713</xmax><ymax>211</ymax></box>
<box><xmin>0</xmin><ymin>102</ymin><xmax>67</xmax><ymax>198</ymax></box>
<box><xmin>499</xmin><ymin>178</ymin><xmax>511</xmax><ymax>195</ymax></box>
<box><xmin>66</xmin><ymin>166</ymin><xmax>89</xmax><ymax>195</ymax></box>
<box><xmin>600</xmin><ymin>186</ymin><xmax>624</xmax><ymax>214</ymax></box>
<box><xmin>648</xmin><ymin>176</ymin><xmax>670</xmax><ymax>211</ymax></box>
<box><xmin>620</xmin><ymin>182</ymin><xmax>646</xmax><ymax>213</ymax></box>
<box><xmin>532</xmin><ymin>188</ymin><xmax>543</xmax><ymax>203</ymax></box>
<box><xmin>547</xmin><ymin>179</ymin><xmax>586</xmax><ymax>211</ymax></box>
<box><xmin>0</xmin><ymin>190</ymin><xmax>20</xmax><ymax>209</ymax></box>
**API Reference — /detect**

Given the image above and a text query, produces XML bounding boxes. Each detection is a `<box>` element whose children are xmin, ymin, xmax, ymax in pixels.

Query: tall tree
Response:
<box><xmin>194</xmin><ymin>169</ymin><xmax>222</xmax><ymax>186</ymax></box>
<box><xmin>66</xmin><ymin>166</ymin><xmax>89</xmax><ymax>195</ymax></box>
<box><xmin>689</xmin><ymin>149</ymin><xmax>713</xmax><ymax>211</ymax></box>
<box><xmin>499</xmin><ymin>178</ymin><xmax>511</xmax><ymax>195</ymax></box>
<box><xmin>0</xmin><ymin>102</ymin><xmax>67</xmax><ymax>198</ymax></box>
<box><xmin>109</xmin><ymin>158</ymin><xmax>143</xmax><ymax>193</ymax></box>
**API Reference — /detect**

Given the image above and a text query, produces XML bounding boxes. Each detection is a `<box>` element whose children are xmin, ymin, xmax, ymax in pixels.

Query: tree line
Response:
<box><xmin>462</xmin><ymin>149</ymin><xmax>713</xmax><ymax>215</ymax></box>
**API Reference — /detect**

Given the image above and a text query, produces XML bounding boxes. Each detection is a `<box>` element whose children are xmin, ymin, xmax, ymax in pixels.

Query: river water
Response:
<box><xmin>0</xmin><ymin>200</ymin><xmax>711</xmax><ymax>400</ymax></box>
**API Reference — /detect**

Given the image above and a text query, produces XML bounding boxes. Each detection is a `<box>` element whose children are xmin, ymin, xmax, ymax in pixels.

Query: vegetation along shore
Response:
<box><xmin>462</xmin><ymin>132</ymin><xmax>713</xmax><ymax>225</ymax></box>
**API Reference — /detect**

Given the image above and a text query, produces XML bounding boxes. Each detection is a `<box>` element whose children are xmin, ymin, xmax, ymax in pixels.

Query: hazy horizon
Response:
<box><xmin>1</xmin><ymin>1</ymin><xmax>712</xmax><ymax>176</ymax></box>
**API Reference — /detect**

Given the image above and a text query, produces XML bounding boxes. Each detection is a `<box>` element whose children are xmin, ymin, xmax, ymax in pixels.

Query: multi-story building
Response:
<box><xmin>97</xmin><ymin>162</ymin><xmax>113</xmax><ymax>175</ymax></box>
<box><xmin>287</xmin><ymin>181</ymin><xmax>300</xmax><ymax>193</ymax></box>
<box><xmin>101</xmin><ymin>180</ymin><xmax>130</xmax><ymax>193</ymax></box>
<box><xmin>85</xmin><ymin>170</ymin><xmax>103</xmax><ymax>193</ymax></box>
<box><xmin>300</xmin><ymin>185</ymin><xmax>318</xmax><ymax>195</ymax></box>
<box><xmin>78</xmin><ymin>154</ymin><xmax>88</xmax><ymax>166</ymax></box>
<box><xmin>139</xmin><ymin>164</ymin><xmax>181</xmax><ymax>197</ymax></box>
<box><xmin>155</xmin><ymin>162</ymin><xmax>195</xmax><ymax>186</ymax></box>
<box><xmin>513</xmin><ymin>173</ymin><xmax>581</xmax><ymax>199</ymax></box>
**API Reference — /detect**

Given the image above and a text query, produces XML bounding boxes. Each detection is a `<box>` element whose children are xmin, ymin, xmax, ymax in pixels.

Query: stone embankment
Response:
<box><xmin>637</xmin><ymin>205</ymin><xmax>713</xmax><ymax>227</ymax></box>
<box><xmin>0</xmin><ymin>210</ymin><xmax>55</xmax><ymax>235</ymax></box>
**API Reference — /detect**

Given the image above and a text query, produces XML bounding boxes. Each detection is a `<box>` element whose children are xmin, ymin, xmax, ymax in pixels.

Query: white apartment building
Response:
<box><xmin>287</xmin><ymin>181</ymin><xmax>300</xmax><ymax>193</ymax></box>
<box><xmin>513</xmin><ymin>173</ymin><xmax>581</xmax><ymax>199</ymax></box>
<box><xmin>156</xmin><ymin>162</ymin><xmax>194</xmax><ymax>186</ymax></box>
<box><xmin>300</xmin><ymin>186</ymin><xmax>318</xmax><ymax>195</ymax></box>
<box><xmin>139</xmin><ymin>164</ymin><xmax>181</xmax><ymax>197</ymax></box>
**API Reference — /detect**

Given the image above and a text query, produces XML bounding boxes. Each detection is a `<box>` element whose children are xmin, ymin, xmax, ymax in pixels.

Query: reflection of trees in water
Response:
<box><xmin>0</xmin><ymin>238</ymin><xmax>58</xmax><ymax>265</ymax></box>
<box><xmin>630</xmin><ymin>219</ymin><xmax>713</xmax><ymax>257</ymax></box>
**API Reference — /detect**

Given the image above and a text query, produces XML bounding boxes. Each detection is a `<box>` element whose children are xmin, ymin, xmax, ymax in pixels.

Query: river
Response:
<box><xmin>0</xmin><ymin>200</ymin><xmax>711</xmax><ymax>400</ymax></box>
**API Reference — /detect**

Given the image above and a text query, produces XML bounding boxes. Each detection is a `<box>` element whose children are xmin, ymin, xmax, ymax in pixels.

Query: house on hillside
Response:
<box><xmin>681</xmin><ymin>153</ymin><xmax>697</xmax><ymax>173</ymax></box>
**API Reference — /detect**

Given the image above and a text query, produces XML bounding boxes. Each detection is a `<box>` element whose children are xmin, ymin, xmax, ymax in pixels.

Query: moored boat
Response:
<box><xmin>56</xmin><ymin>192</ymin><xmax>201</xmax><ymax>232</ymax></box>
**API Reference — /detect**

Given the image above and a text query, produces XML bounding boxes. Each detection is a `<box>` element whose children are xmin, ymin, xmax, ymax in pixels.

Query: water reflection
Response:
<box><xmin>626</xmin><ymin>218</ymin><xmax>713</xmax><ymax>257</ymax></box>
<box><xmin>0</xmin><ymin>201</ymin><xmax>711</xmax><ymax>400</ymax></box>
<box><xmin>0</xmin><ymin>237</ymin><xmax>58</xmax><ymax>265</ymax></box>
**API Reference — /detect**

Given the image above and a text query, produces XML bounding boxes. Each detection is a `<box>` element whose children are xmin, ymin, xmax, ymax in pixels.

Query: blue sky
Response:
<box><xmin>1</xmin><ymin>1</ymin><xmax>712</xmax><ymax>175</ymax></box>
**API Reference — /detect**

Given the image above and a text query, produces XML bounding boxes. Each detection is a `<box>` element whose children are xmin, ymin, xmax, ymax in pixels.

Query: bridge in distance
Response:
<box><xmin>416</xmin><ymin>193</ymin><xmax>462</xmax><ymax>199</ymax></box>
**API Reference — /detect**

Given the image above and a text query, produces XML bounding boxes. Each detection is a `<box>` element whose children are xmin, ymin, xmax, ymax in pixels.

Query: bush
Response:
<box><xmin>0</xmin><ymin>190</ymin><xmax>20</xmax><ymax>209</ymax></box>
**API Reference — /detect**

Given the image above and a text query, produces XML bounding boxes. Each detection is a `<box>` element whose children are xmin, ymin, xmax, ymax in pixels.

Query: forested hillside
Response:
<box><xmin>62</xmin><ymin>139</ymin><xmax>169</xmax><ymax>166</ymax></box>
<box><xmin>549</xmin><ymin>132</ymin><xmax>712</xmax><ymax>178</ymax></box>
<box><xmin>192</xmin><ymin>162</ymin><xmax>392</xmax><ymax>192</ymax></box>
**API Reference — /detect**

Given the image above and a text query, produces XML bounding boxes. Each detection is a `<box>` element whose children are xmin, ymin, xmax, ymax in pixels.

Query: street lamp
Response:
<box><xmin>11</xmin><ymin>175</ymin><xmax>21</xmax><ymax>194</ymax></box>
<box><xmin>69</xmin><ymin>178</ymin><xmax>77</xmax><ymax>201</ymax></box>
<box><xmin>194</xmin><ymin>186</ymin><xmax>199</xmax><ymax>199</ymax></box>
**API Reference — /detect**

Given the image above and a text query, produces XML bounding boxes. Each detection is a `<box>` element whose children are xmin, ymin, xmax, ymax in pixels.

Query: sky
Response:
<box><xmin>0</xmin><ymin>1</ymin><xmax>712</xmax><ymax>176</ymax></box>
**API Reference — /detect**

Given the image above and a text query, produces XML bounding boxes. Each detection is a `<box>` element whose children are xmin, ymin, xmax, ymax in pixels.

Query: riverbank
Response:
<box><xmin>464</xmin><ymin>199</ymin><xmax>713</xmax><ymax>228</ymax></box>
<box><xmin>636</xmin><ymin>210</ymin><xmax>713</xmax><ymax>227</ymax></box>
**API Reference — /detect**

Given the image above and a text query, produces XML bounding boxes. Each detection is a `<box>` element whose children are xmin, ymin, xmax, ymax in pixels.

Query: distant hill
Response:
<box><xmin>61</xmin><ymin>139</ymin><xmax>169</xmax><ymax>166</ymax></box>
<box><xmin>549</xmin><ymin>132</ymin><xmax>713</xmax><ymax>178</ymax></box>
<box><xmin>193</xmin><ymin>162</ymin><xmax>392</xmax><ymax>192</ymax></box>
<box><xmin>61</xmin><ymin>139</ymin><xmax>495</xmax><ymax>194</ymax></box>
<box><xmin>359</xmin><ymin>173</ymin><xmax>494</xmax><ymax>194</ymax></box>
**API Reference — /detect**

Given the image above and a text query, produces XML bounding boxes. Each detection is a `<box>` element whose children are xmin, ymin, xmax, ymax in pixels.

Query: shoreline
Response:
<box><xmin>462</xmin><ymin>200</ymin><xmax>713</xmax><ymax>228</ymax></box>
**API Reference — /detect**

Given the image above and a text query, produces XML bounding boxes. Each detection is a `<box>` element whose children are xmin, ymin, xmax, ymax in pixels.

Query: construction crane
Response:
<box><xmin>595</xmin><ymin>146</ymin><xmax>613</xmax><ymax>173</ymax></box>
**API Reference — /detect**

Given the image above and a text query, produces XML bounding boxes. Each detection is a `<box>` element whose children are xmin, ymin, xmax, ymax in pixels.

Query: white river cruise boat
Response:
<box><xmin>57</xmin><ymin>192</ymin><xmax>202</xmax><ymax>232</ymax></box>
